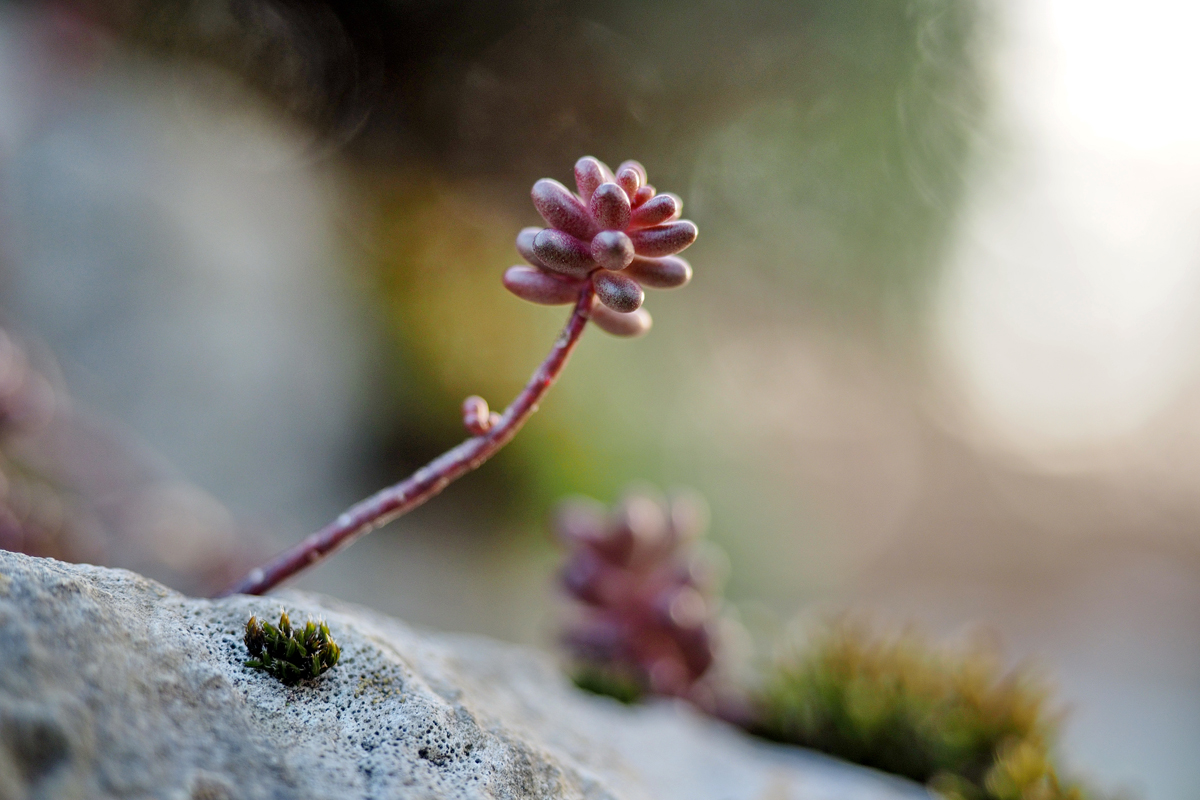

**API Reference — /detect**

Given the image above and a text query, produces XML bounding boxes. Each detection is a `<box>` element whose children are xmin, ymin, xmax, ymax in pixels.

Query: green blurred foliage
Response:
<box><xmin>754</xmin><ymin>621</ymin><xmax>1100</xmax><ymax>800</ymax></box>
<box><xmin>346</xmin><ymin>0</ymin><xmax>986</xmax><ymax>320</ymax></box>
<box><xmin>109</xmin><ymin>0</ymin><xmax>989</xmax><ymax>597</ymax></box>
<box><xmin>111</xmin><ymin>0</ymin><xmax>984</xmax><ymax>335</ymax></box>
<box><xmin>350</xmin><ymin>0</ymin><xmax>986</xmax><ymax>534</ymax></box>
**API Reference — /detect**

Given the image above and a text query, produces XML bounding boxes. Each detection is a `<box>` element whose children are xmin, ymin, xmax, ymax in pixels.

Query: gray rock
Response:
<box><xmin>0</xmin><ymin>551</ymin><xmax>928</xmax><ymax>800</ymax></box>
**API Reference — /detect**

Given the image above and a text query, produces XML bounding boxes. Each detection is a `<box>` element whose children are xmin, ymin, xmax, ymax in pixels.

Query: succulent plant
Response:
<box><xmin>222</xmin><ymin>159</ymin><xmax>697</xmax><ymax>597</ymax></box>
<box><xmin>555</xmin><ymin>488</ymin><xmax>725</xmax><ymax>704</ymax></box>
<box><xmin>244</xmin><ymin>611</ymin><xmax>341</xmax><ymax>685</ymax></box>
<box><xmin>503</xmin><ymin>157</ymin><xmax>697</xmax><ymax>337</ymax></box>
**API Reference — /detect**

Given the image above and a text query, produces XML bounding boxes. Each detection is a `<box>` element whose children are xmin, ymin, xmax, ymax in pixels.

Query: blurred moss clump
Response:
<box><xmin>571</xmin><ymin>664</ymin><xmax>644</xmax><ymax>705</ymax></box>
<box><xmin>754</xmin><ymin>621</ymin><xmax>1095</xmax><ymax>800</ymax></box>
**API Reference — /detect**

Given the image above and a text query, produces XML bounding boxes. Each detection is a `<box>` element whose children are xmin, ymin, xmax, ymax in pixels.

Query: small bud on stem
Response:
<box><xmin>462</xmin><ymin>396</ymin><xmax>493</xmax><ymax>435</ymax></box>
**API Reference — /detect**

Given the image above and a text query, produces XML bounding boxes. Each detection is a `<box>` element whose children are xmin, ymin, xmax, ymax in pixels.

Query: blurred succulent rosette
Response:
<box><xmin>555</xmin><ymin>487</ymin><xmax>729</xmax><ymax>707</ymax></box>
<box><xmin>503</xmin><ymin>157</ymin><xmax>697</xmax><ymax>337</ymax></box>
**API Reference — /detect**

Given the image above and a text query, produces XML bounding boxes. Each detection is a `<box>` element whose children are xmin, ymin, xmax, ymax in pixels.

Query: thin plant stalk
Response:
<box><xmin>218</xmin><ymin>285</ymin><xmax>596</xmax><ymax>597</ymax></box>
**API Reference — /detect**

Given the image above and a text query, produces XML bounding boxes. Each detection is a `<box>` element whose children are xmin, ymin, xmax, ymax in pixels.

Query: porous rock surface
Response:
<box><xmin>0</xmin><ymin>551</ymin><xmax>928</xmax><ymax>800</ymax></box>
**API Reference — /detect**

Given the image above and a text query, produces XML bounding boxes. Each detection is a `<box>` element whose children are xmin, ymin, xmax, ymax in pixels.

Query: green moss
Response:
<box><xmin>754</xmin><ymin>622</ymin><xmax>1095</xmax><ymax>800</ymax></box>
<box><xmin>570</xmin><ymin>665</ymin><xmax>644</xmax><ymax>705</ymax></box>
<box><xmin>243</xmin><ymin>612</ymin><xmax>341</xmax><ymax>686</ymax></box>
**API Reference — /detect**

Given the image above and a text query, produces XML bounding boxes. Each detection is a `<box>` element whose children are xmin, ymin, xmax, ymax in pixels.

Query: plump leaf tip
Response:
<box><xmin>504</xmin><ymin>157</ymin><xmax>697</xmax><ymax>337</ymax></box>
<box><xmin>244</xmin><ymin>611</ymin><xmax>342</xmax><ymax>685</ymax></box>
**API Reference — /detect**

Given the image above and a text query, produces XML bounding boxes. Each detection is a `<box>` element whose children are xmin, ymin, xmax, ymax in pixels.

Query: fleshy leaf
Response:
<box><xmin>624</xmin><ymin>256</ymin><xmax>692</xmax><ymax>289</ymax></box>
<box><xmin>629</xmin><ymin>221</ymin><xmax>697</xmax><ymax>257</ymax></box>
<box><xmin>590</xmin><ymin>303</ymin><xmax>652</xmax><ymax>337</ymax></box>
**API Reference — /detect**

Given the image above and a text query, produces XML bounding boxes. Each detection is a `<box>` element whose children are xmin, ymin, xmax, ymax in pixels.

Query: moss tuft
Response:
<box><xmin>753</xmin><ymin>621</ymin><xmax>1096</xmax><ymax>800</ymax></box>
<box><xmin>570</xmin><ymin>665</ymin><xmax>644</xmax><ymax>705</ymax></box>
<box><xmin>243</xmin><ymin>611</ymin><xmax>341</xmax><ymax>685</ymax></box>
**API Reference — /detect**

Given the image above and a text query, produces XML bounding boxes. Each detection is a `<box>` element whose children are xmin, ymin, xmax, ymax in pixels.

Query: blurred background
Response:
<box><xmin>0</xmin><ymin>0</ymin><xmax>1196</xmax><ymax>796</ymax></box>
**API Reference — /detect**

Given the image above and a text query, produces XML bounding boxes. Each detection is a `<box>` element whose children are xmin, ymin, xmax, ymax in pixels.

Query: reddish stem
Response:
<box><xmin>218</xmin><ymin>286</ymin><xmax>596</xmax><ymax>597</ymax></box>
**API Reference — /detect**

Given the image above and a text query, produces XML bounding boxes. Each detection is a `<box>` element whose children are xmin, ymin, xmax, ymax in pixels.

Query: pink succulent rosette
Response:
<box><xmin>503</xmin><ymin>157</ymin><xmax>697</xmax><ymax>337</ymax></box>
<box><xmin>556</xmin><ymin>489</ymin><xmax>724</xmax><ymax>701</ymax></box>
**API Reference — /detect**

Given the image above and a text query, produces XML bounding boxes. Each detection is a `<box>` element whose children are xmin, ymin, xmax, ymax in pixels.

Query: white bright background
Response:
<box><xmin>930</xmin><ymin>1</ymin><xmax>1200</xmax><ymax>796</ymax></box>
<box><xmin>939</xmin><ymin>0</ymin><xmax>1200</xmax><ymax>457</ymax></box>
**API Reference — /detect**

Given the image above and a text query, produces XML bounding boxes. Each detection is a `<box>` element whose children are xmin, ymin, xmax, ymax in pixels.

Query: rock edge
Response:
<box><xmin>0</xmin><ymin>551</ymin><xmax>928</xmax><ymax>800</ymax></box>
